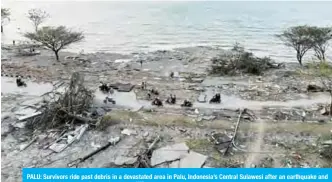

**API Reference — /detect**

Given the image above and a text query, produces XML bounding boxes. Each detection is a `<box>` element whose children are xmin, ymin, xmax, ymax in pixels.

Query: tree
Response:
<box><xmin>1</xmin><ymin>8</ymin><xmax>10</xmax><ymax>33</ymax></box>
<box><xmin>277</xmin><ymin>25</ymin><xmax>315</xmax><ymax>65</ymax></box>
<box><xmin>24</xmin><ymin>26</ymin><xmax>84</xmax><ymax>61</ymax></box>
<box><xmin>310</xmin><ymin>27</ymin><xmax>332</xmax><ymax>61</ymax></box>
<box><xmin>306</xmin><ymin>62</ymin><xmax>332</xmax><ymax>116</ymax></box>
<box><xmin>27</xmin><ymin>8</ymin><xmax>49</xmax><ymax>32</ymax></box>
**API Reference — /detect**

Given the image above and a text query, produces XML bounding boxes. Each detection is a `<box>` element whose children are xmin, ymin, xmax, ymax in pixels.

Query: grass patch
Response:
<box><xmin>186</xmin><ymin>139</ymin><xmax>211</xmax><ymax>151</ymax></box>
<box><xmin>107</xmin><ymin>110</ymin><xmax>142</xmax><ymax>122</ymax></box>
<box><xmin>105</xmin><ymin>110</ymin><xmax>332</xmax><ymax>136</ymax></box>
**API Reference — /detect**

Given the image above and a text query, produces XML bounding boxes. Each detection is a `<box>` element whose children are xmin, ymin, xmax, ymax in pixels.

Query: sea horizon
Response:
<box><xmin>2</xmin><ymin>1</ymin><xmax>332</xmax><ymax>62</ymax></box>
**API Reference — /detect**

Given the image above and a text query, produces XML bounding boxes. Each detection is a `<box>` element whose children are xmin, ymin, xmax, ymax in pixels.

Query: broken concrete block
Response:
<box><xmin>12</xmin><ymin>122</ymin><xmax>27</xmax><ymax>129</ymax></box>
<box><xmin>178</xmin><ymin>151</ymin><xmax>207</xmax><ymax>168</ymax></box>
<box><xmin>151</xmin><ymin>143</ymin><xmax>189</xmax><ymax>166</ymax></box>
<box><xmin>109</xmin><ymin>136</ymin><xmax>121</xmax><ymax>145</ymax></box>
<box><xmin>49</xmin><ymin>143</ymin><xmax>67</xmax><ymax>153</ymax></box>
<box><xmin>197</xmin><ymin>94</ymin><xmax>207</xmax><ymax>103</ymax></box>
<box><xmin>114</xmin><ymin>156</ymin><xmax>138</xmax><ymax>166</ymax></box>
<box><xmin>121</xmin><ymin>129</ymin><xmax>137</xmax><ymax>136</ymax></box>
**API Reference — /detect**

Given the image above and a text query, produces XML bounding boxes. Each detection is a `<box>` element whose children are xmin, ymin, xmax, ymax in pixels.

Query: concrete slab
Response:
<box><xmin>178</xmin><ymin>151</ymin><xmax>207</xmax><ymax>168</ymax></box>
<box><xmin>198</xmin><ymin>94</ymin><xmax>207</xmax><ymax>103</ymax></box>
<box><xmin>150</xmin><ymin>143</ymin><xmax>189</xmax><ymax>166</ymax></box>
<box><xmin>114</xmin><ymin>156</ymin><xmax>138</xmax><ymax>166</ymax></box>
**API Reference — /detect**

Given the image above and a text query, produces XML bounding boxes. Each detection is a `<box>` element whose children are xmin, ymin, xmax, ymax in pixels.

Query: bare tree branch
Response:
<box><xmin>27</xmin><ymin>8</ymin><xmax>49</xmax><ymax>32</ymax></box>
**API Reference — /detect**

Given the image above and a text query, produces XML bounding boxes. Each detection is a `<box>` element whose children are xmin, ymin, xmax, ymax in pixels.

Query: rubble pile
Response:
<box><xmin>26</xmin><ymin>72</ymin><xmax>95</xmax><ymax>130</ymax></box>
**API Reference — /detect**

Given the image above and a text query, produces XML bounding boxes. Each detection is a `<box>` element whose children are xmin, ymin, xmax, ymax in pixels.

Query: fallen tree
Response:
<box><xmin>27</xmin><ymin>72</ymin><xmax>95</xmax><ymax>130</ymax></box>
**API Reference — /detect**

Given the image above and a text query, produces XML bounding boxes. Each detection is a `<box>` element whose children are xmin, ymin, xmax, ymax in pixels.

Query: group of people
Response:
<box><xmin>151</xmin><ymin>92</ymin><xmax>221</xmax><ymax>107</ymax></box>
<box><xmin>99</xmin><ymin>82</ymin><xmax>114</xmax><ymax>94</ymax></box>
<box><xmin>152</xmin><ymin>95</ymin><xmax>193</xmax><ymax>108</ymax></box>
<box><xmin>98</xmin><ymin>80</ymin><xmax>222</xmax><ymax>108</ymax></box>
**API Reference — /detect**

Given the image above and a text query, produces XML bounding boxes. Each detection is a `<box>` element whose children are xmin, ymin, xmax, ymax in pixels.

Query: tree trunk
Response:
<box><xmin>1</xmin><ymin>25</ymin><xmax>3</xmax><ymax>33</ymax></box>
<box><xmin>54</xmin><ymin>51</ymin><xmax>60</xmax><ymax>61</ymax></box>
<box><xmin>35</xmin><ymin>24</ymin><xmax>39</xmax><ymax>32</ymax></box>
<box><xmin>297</xmin><ymin>53</ymin><xmax>303</xmax><ymax>66</ymax></box>
<box><xmin>330</xmin><ymin>92</ymin><xmax>332</xmax><ymax>116</ymax></box>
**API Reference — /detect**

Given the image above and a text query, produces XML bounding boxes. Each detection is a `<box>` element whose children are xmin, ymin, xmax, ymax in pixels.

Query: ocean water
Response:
<box><xmin>1</xmin><ymin>1</ymin><xmax>332</xmax><ymax>62</ymax></box>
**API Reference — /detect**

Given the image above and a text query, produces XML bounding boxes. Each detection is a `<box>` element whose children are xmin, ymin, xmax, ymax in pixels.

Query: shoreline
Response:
<box><xmin>1</xmin><ymin>43</ymin><xmax>303</xmax><ymax>64</ymax></box>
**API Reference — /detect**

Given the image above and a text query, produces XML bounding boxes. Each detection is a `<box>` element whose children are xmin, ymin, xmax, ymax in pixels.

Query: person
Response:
<box><xmin>16</xmin><ymin>77</ymin><xmax>27</xmax><ymax>87</ymax></box>
<box><xmin>150</xmin><ymin>89</ymin><xmax>159</xmax><ymax>96</ymax></box>
<box><xmin>152</xmin><ymin>97</ymin><xmax>163</xmax><ymax>107</ymax></box>
<box><xmin>170</xmin><ymin>72</ymin><xmax>174</xmax><ymax>78</ymax></box>
<box><xmin>166</xmin><ymin>94</ymin><xmax>173</xmax><ymax>104</ymax></box>
<box><xmin>209</xmin><ymin>93</ymin><xmax>221</xmax><ymax>103</ymax></box>
<box><xmin>140</xmin><ymin>60</ymin><xmax>143</xmax><ymax>68</ymax></box>
<box><xmin>13</xmin><ymin>40</ymin><xmax>15</xmax><ymax>46</ymax></box>
<box><xmin>181</xmin><ymin>99</ymin><xmax>192</xmax><ymax>107</ymax></box>
<box><xmin>99</xmin><ymin>82</ymin><xmax>110</xmax><ymax>93</ymax></box>
<box><xmin>141</xmin><ymin>81</ymin><xmax>146</xmax><ymax>90</ymax></box>
<box><xmin>171</xmin><ymin>94</ymin><xmax>176</xmax><ymax>104</ymax></box>
<box><xmin>109</xmin><ymin>87</ymin><xmax>114</xmax><ymax>95</ymax></box>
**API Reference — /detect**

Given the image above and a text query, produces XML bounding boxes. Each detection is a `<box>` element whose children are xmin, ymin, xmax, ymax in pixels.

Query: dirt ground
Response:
<box><xmin>1</xmin><ymin>45</ymin><xmax>332</xmax><ymax>181</ymax></box>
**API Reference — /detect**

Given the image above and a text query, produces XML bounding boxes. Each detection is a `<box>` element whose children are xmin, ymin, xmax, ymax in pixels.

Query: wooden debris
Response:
<box><xmin>135</xmin><ymin>135</ymin><xmax>161</xmax><ymax>168</ymax></box>
<box><xmin>67</xmin><ymin>136</ymin><xmax>121</xmax><ymax>168</ymax></box>
<box><xmin>224</xmin><ymin>109</ymin><xmax>244</xmax><ymax>156</ymax></box>
<box><xmin>20</xmin><ymin>136</ymin><xmax>38</xmax><ymax>151</ymax></box>
<box><xmin>27</xmin><ymin>72</ymin><xmax>95</xmax><ymax>130</ymax></box>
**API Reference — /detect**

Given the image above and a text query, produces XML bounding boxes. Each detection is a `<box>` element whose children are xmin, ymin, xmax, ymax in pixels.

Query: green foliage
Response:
<box><xmin>278</xmin><ymin>25</ymin><xmax>332</xmax><ymax>64</ymax></box>
<box><xmin>277</xmin><ymin>25</ymin><xmax>315</xmax><ymax>65</ymax></box>
<box><xmin>24</xmin><ymin>26</ymin><xmax>84</xmax><ymax>60</ymax></box>
<box><xmin>309</xmin><ymin>26</ymin><xmax>332</xmax><ymax>61</ymax></box>
<box><xmin>210</xmin><ymin>44</ymin><xmax>280</xmax><ymax>76</ymax></box>
<box><xmin>307</xmin><ymin>61</ymin><xmax>332</xmax><ymax>77</ymax></box>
